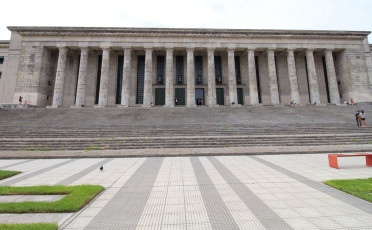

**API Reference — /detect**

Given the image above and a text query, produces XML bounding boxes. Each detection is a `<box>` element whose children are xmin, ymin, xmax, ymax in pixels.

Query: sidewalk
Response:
<box><xmin>0</xmin><ymin>144</ymin><xmax>371</xmax><ymax>159</ymax></box>
<box><xmin>0</xmin><ymin>154</ymin><xmax>371</xmax><ymax>229</ymax></box>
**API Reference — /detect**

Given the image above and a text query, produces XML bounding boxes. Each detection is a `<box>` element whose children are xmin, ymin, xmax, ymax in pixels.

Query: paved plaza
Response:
<box><xmin>0</xmin><ymin>153</ymin><xmax>371</xmax><ymax>229</ymax></box>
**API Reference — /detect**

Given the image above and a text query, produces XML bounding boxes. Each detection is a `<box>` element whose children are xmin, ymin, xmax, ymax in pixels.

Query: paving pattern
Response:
<box><xmin>0</xmin><ymin>154</ymin><xmax>371</xmax><ymax>229</ymax></box>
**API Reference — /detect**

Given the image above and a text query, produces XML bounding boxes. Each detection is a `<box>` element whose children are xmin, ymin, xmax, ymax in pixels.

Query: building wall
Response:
<box><xmin>0</xmin><ymin>41</ymin><xmax>10</xmax><ymax>103</ymax></box>
<box><xmin>1</xmin><ymin>27</ymin><xmax>372</xmax><ymax>106</ymax></box>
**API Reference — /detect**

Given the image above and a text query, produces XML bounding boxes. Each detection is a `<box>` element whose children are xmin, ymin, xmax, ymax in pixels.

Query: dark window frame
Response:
<box><xmin>195</xmin><ymin>56</ymin><xmax>203</xmax><ymax>84</ymax></box>
<box><xmin>215</xmin><ymin>56</ymin><xmax>222</xmax><ymax>84</ymax></box>
<box><xmin>176</xmin><ymin>56</ymin><xmax>184</xmax><ymax>84</ymax></box>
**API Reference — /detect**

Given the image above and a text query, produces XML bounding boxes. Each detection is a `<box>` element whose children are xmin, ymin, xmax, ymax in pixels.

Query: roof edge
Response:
<box><xmin>7</xmin><ymin>26</ymin><xmax>371</xmax><ymax>36</ymax></box>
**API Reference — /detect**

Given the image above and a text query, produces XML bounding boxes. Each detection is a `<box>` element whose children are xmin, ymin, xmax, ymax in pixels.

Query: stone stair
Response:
<box><xmin>0</xmin><ymin>105</ymin><xmax>371</xmax><ymax>151</ymax></box>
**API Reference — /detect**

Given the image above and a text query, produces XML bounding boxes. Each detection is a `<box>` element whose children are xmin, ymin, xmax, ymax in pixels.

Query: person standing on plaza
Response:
<box><xmin>360</xmin><ymin>110</ymin><xmax>366</xmax><ymax>127</ymax></box>
<box><xmin>18</xmin><ymin>96</ymin><xmax>22</xmax><ymax>104</ymax></box>
<box><xmin>355</xmin><ymin>110</ymin><xmax>361</xmax><ymax>127</ymax></box>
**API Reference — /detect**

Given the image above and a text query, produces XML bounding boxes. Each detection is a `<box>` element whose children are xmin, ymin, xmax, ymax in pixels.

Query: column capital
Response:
<box><xmin>144</xmin><ymin>47</ymin><xmax>153</xmax><ymax>52</ymax></box>
<box><xmin>207</xmin><ymin>47</ymin><xmax>215</xmax><ymax>52</ymax></box>
<box><xmin>122</xmin><ymin>47</ymin><xmax>132</xmax><ymax>51</ymax></box>
<box><xmin>227</xmin><ymin>48</ymin><xmax>235</xmax><ymax>53</ymax></box>
<box><xmin>267</xmin><ymin>48</ymin><xmax>276</xmax><ymax>52</ymax></box>
<box><xmin>165</xmin><ymin>47</ymin><xmax>174</xmax><ymax>52</ymax></box>
<box><xmin>247</xmin><ymin>47</ymin><xmax>256</xmax><ymax>51</ymax></box>
<box><xmin>186</xmin><ymin>47</ymin><xmax>194</xmax><ymax>52</ymax></box>
<box><xmin>305</xmin><ymin>48</ymin><xmax>315</xmax><ymax>53</ymax></box>
<box><xmin>287</xmin><ymin>48</ymin><xmax>295</xmax><ymax>52</ymax></box>
<box><xmin>324</xmin><ymin>48</ymin><xmax>334</xmax><ymax>53</ymax></box>
<box><xmin>101</xmin><ymin>46</ymin><xmax>111</xmax><ymax>51</ymax></box>
<box><xmin>79</xmin><ymin>46</ymin><xmax>89</xmax><ymax>51</ymax></box>
<box><xmin>57</xmin><ymin>46</ymin><xmax>68</xmax><ymax>51</ymax></box>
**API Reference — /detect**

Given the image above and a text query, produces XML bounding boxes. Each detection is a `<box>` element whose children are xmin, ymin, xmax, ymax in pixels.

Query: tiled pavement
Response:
<box><xmin>0</xmin><ymin>154</ymin><xmax>371</xmax><ymax>229</ymax></box>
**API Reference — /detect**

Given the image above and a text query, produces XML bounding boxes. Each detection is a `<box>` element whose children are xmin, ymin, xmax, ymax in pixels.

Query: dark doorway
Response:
<box><xmin>116</xmin><ymin>55</ymin><xmax>124</xmax><ymax>104</ymax></box>
<box><xmin>95</xmin><ymin>55</ymin><xmax>102</xmax><ymax>104</ymax></box>
<box><xmin>237</xmin><ymin>88</ymin><xmax>244</xmax><ymax>105</ymax></box>
<box><xmin>175</xmin><ymin>88</ymin><xmax>186</xmax><ymax>105</ymax></box>
<box><xmin>216</xmin><ymin>88</ymin><xmax>224</xmax><ymax>105</ymax></box>
<box><xmin>195</xmin><ymin>88</ymin><xmax>205</xmax><ymax>105</ymax></box>
<box><xmin>155</xmin><ymin>88</ymin><xmax>165</xmax><ymax>106</ymax></box>
<box><xmin>136</xmin><ymin>56</ymin><xmax>145</xmax><ymax>104</ymax></box>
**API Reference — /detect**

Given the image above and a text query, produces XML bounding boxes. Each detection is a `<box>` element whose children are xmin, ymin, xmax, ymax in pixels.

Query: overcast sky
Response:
<box><xmin>1</xmin><ymin>0</ymin><xmax>372</xmax><ymax>42</ymax></box>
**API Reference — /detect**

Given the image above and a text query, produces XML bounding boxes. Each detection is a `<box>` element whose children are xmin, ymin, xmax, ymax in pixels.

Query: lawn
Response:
<box><xmin>0</xmin><ymin>185</ymin><xmax>104</xmax><ymax>213</ymax></box>
<box><xmin>0</xmin><ymin>223</ymin><xmax>57</xmax><ymax>230</ymax></box>
<box><xmin>0</xmin><ymin>171</ymin><xmax>21</xmax><ymax>181</ymax></box>
<box><xmin>324</xmin><ymin>177</ymin><xmax>372</xmax><ymax>203</ymax></box>
<box><xmin>0</xmin><ymin>170</ymin><xmax>103</xmax><ymax>229</ymax></box>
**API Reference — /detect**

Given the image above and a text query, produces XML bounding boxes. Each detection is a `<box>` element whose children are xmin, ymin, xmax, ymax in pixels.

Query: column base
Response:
<box><xmin>251</xmin><ymin>103</ymin><xmax>263</xmax><ymax>106</ymax></box>
<box><xmin>164</xmin><ymin>105</ymin><xmax>175</xmax><ymax>107</ymax></box>
<box><xmin>208</xmin><ymin>104</ymin><xmax>219</xmax><ymax>108</ymax></box>
<box><xmin>70</xmin><ymin>105</ymin><xmax>85</xmax><ymax>108</ymax></box>
<box><xmin>118</xmin><ymin>105</ymin><xmax>129</xmax><ymax>108</ymax></box>
<box><xmin>46</xmin><ymin>105</ymin><xmax>59</xmax><ymax>109</ymax></box>
<box><xmin>231</xmin><ymin>104</ymin><xmax>242</xmax><ymax>107</ymax></box>
<box><xmin>273</xmin><ymin>104</ymin><xmax>285</xmax><ymax>106</ymax></box>
<box><xmin>187</xmin><ymin>104</ymin><xmax>197</xmax><ymax>107</ymax></box>
<box><xmin>315</xmin><ymin>104</ymin><xmax>327</xmax><ymax>106</ymax></box>
<box><xmin>94</xmin><ymin>105</ymin><xmax>106</xmax><ymax>108</ymax></box>
<box><xmin>141</xmin><ymin>105</ymin><xmax>152</xmax><ymax>108</ymax></box>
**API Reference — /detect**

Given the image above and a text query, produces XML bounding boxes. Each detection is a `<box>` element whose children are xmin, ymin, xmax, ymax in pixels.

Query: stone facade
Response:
<box><xmin>0</xmin><ymin>27</ymin><xmax>372</xmax><ymax>107</ymax></box>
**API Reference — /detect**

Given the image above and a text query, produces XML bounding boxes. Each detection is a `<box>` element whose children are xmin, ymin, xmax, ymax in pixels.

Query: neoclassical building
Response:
<box><xmin>0</xmin><ymin>27</ymin><xmax>371</xmax><ymax>107</ymax></box>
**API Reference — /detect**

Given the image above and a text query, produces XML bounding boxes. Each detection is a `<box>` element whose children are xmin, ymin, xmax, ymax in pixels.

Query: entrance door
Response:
<box><xmin>175</xmin><ymin>88</ymin><xmax>185</xmax><ymax>105</ymax></box>
<box><xmin>195</xmin><ymin>88</ymin><xmax>204</xmax><ymax>105</ymax></box>
<box><xmin>216</xmin><ymin>88</ymin><xmax>224</xmax><ymax>105</ymax></box>
<box><xmin>237</xmin><ymin>88</ymin><xmax>244</xmax><ymax>105</ymax></box>
<box><xmin>155</xmin><ymin>88</ymin><xmax>165</xmax><ymax>106</ymax></box>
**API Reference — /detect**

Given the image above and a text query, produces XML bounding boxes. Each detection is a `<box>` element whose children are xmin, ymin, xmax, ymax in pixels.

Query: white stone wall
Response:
<box><xmin>1</xmin><ymin>27</ymin><xmax>371</xmax><ymax>106</ymax></box>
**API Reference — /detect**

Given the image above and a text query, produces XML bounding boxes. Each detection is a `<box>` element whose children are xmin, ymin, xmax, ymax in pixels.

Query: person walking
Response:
<box><xmin>355</xmin><ymin>110</ymin><xmax>362</xmax><ymax>127</ymax></box>
<box><xmin>360</xmin><ymin>110</ymin><xmax>366</xmax><ymax>127</ymax></box>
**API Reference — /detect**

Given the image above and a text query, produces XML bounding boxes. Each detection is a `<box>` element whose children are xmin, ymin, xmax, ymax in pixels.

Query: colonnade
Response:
<box><xmin>50</xmin><ymin>46</ymin><xmax>341</xmax><ymax>107</ymax></box>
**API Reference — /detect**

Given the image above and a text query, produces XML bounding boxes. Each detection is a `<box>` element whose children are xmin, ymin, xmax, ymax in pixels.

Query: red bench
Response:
<box><xmin>328</xmin><ymin>153</ymin><xmax>372</xmax><ymax>169</ymax></box>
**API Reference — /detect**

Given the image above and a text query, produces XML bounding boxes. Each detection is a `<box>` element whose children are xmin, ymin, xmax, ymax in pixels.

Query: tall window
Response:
<box><xmin>176</xmin><ymin>56</ymin><xmax>184</xmax><ymax>84</ymax></box>
<box><xmin>195</xmin><ymin>56</ymin><xmax>203</xmax><ymax>84</ymax></box>
<box><xmin>215</xmin><ymin>56</ymin><xmax>222</xmax><ymax>84</ymax></box>
<box><xmin>235</xmin><ymin>56</ymin><xmax>241</xmax><ymax>84</ymax></box>
<box><xmin>0</xmin><ymin>56</ymin><xmax>4</xmax><ymax>64</ymax></box>
<box><xmin>95</xmin><ymin>55</ymin><xmax>102</xmax><ymax>104</ymax></box>
<box><xmin>136</xmin><ymin>56</ymin><xmax>145</xmax><ymax>104</ymax></box>
<box><xmin>116</xmin><ymin>55</ymin><xmax>124</xmax><ymax>104</ymax></box>
<box><xmin>157</xmin><ymin>56</ymin><xmax>165</xmax><ymax>85</ymax></box>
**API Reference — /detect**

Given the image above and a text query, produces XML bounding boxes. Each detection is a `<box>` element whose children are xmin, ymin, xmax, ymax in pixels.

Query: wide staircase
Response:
<box><xmin>0</xmin><ymin>105</ymin><xmax>371</xmax><ymax>151</ymax></box>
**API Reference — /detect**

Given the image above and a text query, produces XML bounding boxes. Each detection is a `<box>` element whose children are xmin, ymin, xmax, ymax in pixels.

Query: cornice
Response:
<box><xmin>7</xmin><ymin>26</ymin><xmax>371</xmax><ymax>40</ymax></box>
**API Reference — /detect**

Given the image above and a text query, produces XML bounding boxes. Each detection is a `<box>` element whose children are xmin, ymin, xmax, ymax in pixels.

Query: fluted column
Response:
<box><xmin>207</xmin><ymin>48</ymin><xmax>217</xmax><ymax>107</ymax></box>
<box><xmin>248</xmin><ymin>48</ymin><xmax>259</xmax><ymax>105</ymax></box>
<box><xmin>227</xmin><ymin>48</ymin><xmax>238</xmax><ymax>105</ymax></box>
<box><xmin>186</xmin><ymin>48</ymin><xmax>196</xmax><ymax>107</ymax></box>
<box><xmin>142</xmin><ymin>48</ymin><xmax>153</xmax><ymax>107</ymax></box>
<box><xmin>305</xmin><ymin>49</ymin><xmax>320</xmax><ymax>104</ymax></box>
<box><xmin>74</xmin><ymin>47</ymin><xmax>89</xmax><ymax>106</ymax></box>
<box><xmin>165</xmin><ymin>48</ymin><xmax>174</xmax><ymax>107</ymax></box>
<box><xmin>98</xmin><ymin>47</ymin><xmax>110</xmax><ymax>107</ymax></box>
<box><xmin>325</xmin><ymin>49</ymin><xmax>340</xmax><ymax>105</ymax></box>
<box><xmin>267</xmin><ymin>49</ymin><xmax>280</xmax><ymax>105</ymax></box>
<box><xmin>287</xmin><ymin>49</ymin><xmax>301</xmax><ymax>104</ymax></box>
<box><xmin>51</xmin><ymin>46</ymin><xmax>68</xmax><ymax>107</ymax></box>
<box><xmin>120</xmin><ymin>48</ymin><xmax>131</xmax><ymax>107</ymax></box>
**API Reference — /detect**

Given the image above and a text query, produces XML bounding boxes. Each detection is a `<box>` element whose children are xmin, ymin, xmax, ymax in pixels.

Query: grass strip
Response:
<box><xmin>0</xmin><ymin>171</ymin><xmax>21</xmax><ymax>181</ymax></box>
<box><xmin>0</xmin><ymin>223</ymin><xmax>57</xmax><ymax>230</ymax></box>
<box><xmin>324</xmin><ymin>177</ymin><xmax>372</xmax><ymax>203</ymax></box>
<box><xmin>0</xmin><ymin>185</ymin><xmax>104</xmax><ymax>213</ymax></box>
